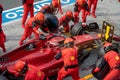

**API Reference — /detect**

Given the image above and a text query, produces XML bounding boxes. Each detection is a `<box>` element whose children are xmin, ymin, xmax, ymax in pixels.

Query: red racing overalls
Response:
<box><xmin>57</xmin><ymin>47</ymin><xmax>80</xmax><ymax>80</ymax></box>
<box><xmin>104</xmin><ymin>51</ymin><xmax>120</xmax><ymax>80</ymax></box>
<box><xmin>40</xmin><ymin>5</ymin><xmax>55</xmax><ymax>14</ymax></box>
<box><xmin>59</xmin><ymin>15</ymin><xmax>75</xmax><ymax>33</ymax></box>
<box><xmin>52</xmin><ymin>0</ymin><xmax>63</xmax><ymax>14</ymax></box>
<box><xmin>74</xmin><ymin>1</ymin><xmax>89</xmax><ymax>23</ymax></box>
<box><xmin>87</xmin><ymin>0</ymin><xmax>98</xmax><ymax>18</ymax></box>
<box><xmin>94</xmin><ymin>50</ymin><xmax>120</xmax><ymax>80</ymax></box>
<box><xmin>19</xmin><ymin>17</ymin><xmax>40</xmax><ymax>45</ymax></box>
<box><xmin>0</xmin><ymin>4</ymin><xmax>6</xmax><ymax>52</ymax></box>
<box><xmin>25</xmin><ymin>65</ymin><xmax>49</xmax><ymax>80</ymax></box>
<box><xmin>22</xmin><ymin>0</ymin><xmax>34</xmax><ymax>28</ymax></box>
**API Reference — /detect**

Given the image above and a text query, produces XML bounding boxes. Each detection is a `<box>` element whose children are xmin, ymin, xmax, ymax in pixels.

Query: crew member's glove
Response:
<box><xmin>39</xmin><ymin>34</ymin><xmax>46</xmax><ymax>40</ymax></box>
<box><xmin>93</xmin><ymin>67</ymin><xmax>100</xmax><ymax>73</ymax></box>
<box><xmin>82</xmin><ymin>23</ymin><xmax>87</xmax><ymax>28</ymax></box>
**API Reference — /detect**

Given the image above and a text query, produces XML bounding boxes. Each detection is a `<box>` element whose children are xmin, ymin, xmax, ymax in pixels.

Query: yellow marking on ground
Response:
<box><xmin>80</xmin><ymin>74</ymin><xmax>93</xmax><ymax>80</ymax></box>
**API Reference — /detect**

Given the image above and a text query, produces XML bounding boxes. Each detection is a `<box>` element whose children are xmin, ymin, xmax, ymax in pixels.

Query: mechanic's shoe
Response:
<box><xmin>92</xmin><ymin>14</ymin><xmax>97</xmax><ymax>18</ymax></box>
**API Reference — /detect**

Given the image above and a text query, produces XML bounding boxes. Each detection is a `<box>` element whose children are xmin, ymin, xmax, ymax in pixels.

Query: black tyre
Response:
<box><xmin>70</xmin><ymin>22</ymin><xmax>85</xmax><ymax>36</ymax></box>
<box><xmin>0</xmin><ymin>75</ymin><xmax>8</xmax><ymax>80</ymax></box>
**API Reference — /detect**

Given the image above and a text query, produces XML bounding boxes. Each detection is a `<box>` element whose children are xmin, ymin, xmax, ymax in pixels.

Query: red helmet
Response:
<box><xmin>35</xmin><ymin>12</ymin><xmax>44</xmax><ymax>24</ymax></box>
<box><xmin>66</xmin><ymin>11</ymin><xmax>73</xmax><ymax>18</ymax></box>
<box><xmin>103</xmin><ymin>42</ymin><xmax>112</xmax><ymax>48</ymax></box>
<box><xmin>14</xmin><ymin>60</ymin><xmax>25</xmax><ymax>72</ymax></box>
<box><xmin>103</xmin><ymin>42</ymin><xmax>112</xmax><ymax>53</ymax></box>
<box><xmin>64</xmin><ymin>38</ymin><xmax>74</xmax><ymax>44</ymax></box>
<box><xmin>52</xmin><ymin>1</ymin><xmax>59</xmax><ymax>8</ymax></box>
<box><xmin>77</xmin><ymin>0</ymin><xmax>86</xmax><ymax>6</ymax></box>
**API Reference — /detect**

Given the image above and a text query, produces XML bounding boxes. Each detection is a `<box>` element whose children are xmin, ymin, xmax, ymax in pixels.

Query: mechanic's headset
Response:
<box><xmin>104</xmin><ymin>43</ymin><xmax>113</xmax><ymax>53</ymax></box>
<box><xmin>64</xmin><ymin>37</ymin><xmax>76</xmax><ymax>48</ymax></box>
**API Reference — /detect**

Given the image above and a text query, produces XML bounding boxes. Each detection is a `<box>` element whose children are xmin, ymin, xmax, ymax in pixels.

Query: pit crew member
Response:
<box><xmin>55</xmin><ymin>38</ymin><xmax>80</xmax><ymax>80</ymax></box>
<box><xmin>40</xmin><ymin>0</ymin><xmax>59</xmax><ymax>15</ymax></box>
<box><xmin>74</xmin><ymin>0</ymin><xmax>89</xmax><ymax>23</ymax></box>
<box><xmin>87</xmin><ymin>0</ymin><xmax>98</xmax><ymax>18</ymax></box>
<box><xmin>14</xmin><ymin>60</ymin><xmax>49</xmax><ymax>80</ymax></box>
<box><xmin>52</xmin><ymin>0</ymin><xmax>63</xmax><ymax>14</ymax></box>
<box><xmin>59</xmin><ymin>11</ymin><xmax>75</xmax><ymax>33</ymax></box>
<box><xmin>19</xmin><ymin>12</ymin><xmax>45</xmax><ymax>45</ymax></box>
<box><xmin>93</xmin><ymin>42</ymin><xmax>120</xmax><ymax>80</ymax></box>
<box><xmin>0</xmin><ymin>4</ymin><xmax>6</xmax><ymax>52</ymax></box>
<box><xmin>22</xmin><ymin>0</ymin><xmax>34</xmax><ymax>29</ymax></box>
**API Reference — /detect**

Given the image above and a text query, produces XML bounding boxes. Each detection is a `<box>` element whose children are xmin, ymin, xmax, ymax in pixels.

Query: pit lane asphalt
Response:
<box><xmin>0</xmin><ymin>0</ymin><xmax>120</xmax><ymax>80</ymax></box>
<box><xmin>0</xmin><ymin>0</ymin><xmax>41</xmax><ymax>10</ymax></box>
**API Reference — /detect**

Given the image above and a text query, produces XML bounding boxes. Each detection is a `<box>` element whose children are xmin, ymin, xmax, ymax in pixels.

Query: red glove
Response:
<box><xmin>82</xmin><ymin>23</ymin><xmax>87</xmax><ymax>28</ymax></box>
<box><xmin>93</xmin><ymin>67</ymin><xmax>100</xmax><ymax>73</ymax></box>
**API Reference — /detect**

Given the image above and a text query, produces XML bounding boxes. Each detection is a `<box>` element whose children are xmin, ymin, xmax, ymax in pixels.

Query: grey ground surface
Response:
<box><xmin>0</xmin><ymin>0</ymin><xmax>41</xmax><ymax>10</ymax></box>
<box><xmin>0</xmin><ymin>0</ymin><xmax>120</xmax><ymax>80</ymax></box>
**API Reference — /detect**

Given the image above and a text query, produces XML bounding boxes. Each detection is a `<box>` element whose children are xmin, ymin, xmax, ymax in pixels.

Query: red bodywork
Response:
<box><xmin>0</xmin><ymin>33</ymin><xmax>120</xmax><ymax>77</ymax></box>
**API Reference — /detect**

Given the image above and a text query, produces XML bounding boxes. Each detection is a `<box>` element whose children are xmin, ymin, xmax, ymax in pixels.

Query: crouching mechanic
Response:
<box><xmin>59</xmin><ymin>11</ymin><xmax>75</xmax><ymax>33</ymax></box>
<box><xmin>74</xmin><ymin>0</ymin><xmax>89</xmax><ymax>24</ymax></box>
<box><xmin>52</xmin><ymin>0</ymin><xmax>63</xmax><ymax>14</ymax></box>
<box><xmin>14</xmin><ymin>60</ymin><xmax>49</xmax><ymax>80</ymax></box>
<box><xmin>19</xmin><ymin>12</ymin><xmax>59</xmax><ymax>46</ymax></box>
<box><xmin>19</xmin><ymin>12</ymin><xmax>45</xmax><ymax>45</ymax></box>
<box><xmin>40</xmin><ymin>0</ymin><xmax>59</xmax><ymax>15</ymax></box>
<box><xmin>54</xmin><ymin>38</ymin><xmax>80</xmax><ymax>80</ymax></box>
<box><xmin>93</xmin><ymin>42</ymin><xmax>120</xmax><ymax>80</ymax></box>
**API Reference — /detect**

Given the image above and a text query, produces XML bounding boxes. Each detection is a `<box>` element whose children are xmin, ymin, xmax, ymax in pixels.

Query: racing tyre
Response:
<box><xmin>70</xmin><ymin>22</ymin><xmax>85</xmax><ymax>36</ymax></box>
<box><xmin>0</xmin><ymin>75</ymin><xmax>8</xmax><ymax>80</ymax></box>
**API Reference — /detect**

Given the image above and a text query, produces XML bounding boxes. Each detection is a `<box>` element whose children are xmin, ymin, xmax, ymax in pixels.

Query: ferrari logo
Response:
<box><xmin>115</xmin><ymin>56</ymin><xmax>120</xmax><ymax>60</ymax></box>
<box><xmin>70</xmin><ymin>56</ymin><xmax>75</xmax><ymax>61</ymax></box>
<box><xmin>37</xmin><ymin>71</ymin><xmax>42</xmax><ymax>77</ymax></box>
<box><xmin>105</xmin><ymin>25</ymin><xmax>110</xmax><ymax>40</ymax></box>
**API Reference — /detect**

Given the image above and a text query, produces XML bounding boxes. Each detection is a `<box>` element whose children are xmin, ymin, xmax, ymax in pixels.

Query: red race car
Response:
<box><xmin>0</xmin><ymin>20</ymin><xmax>120</xmax><ymax>80</ymax></box>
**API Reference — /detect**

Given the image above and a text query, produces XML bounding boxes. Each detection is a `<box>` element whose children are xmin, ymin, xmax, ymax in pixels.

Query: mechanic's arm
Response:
<box><xmin>54</xmin><ymin>52</ymin><xmax>62</xmax><ymax>60</ymax></box>
<box><xmin>93</xmin><ymin>57</ymin><xmax>107</xmax><ymax>72</ymax></box>
<box><xmin>33</xmin><ymin>27</ymin><xmax>43</xmax><ymax>34</ymax></box>
<box><xmin>32</xmin><ymin>22</ymin><xmax>43</xmax><ymax>34</ymax></box>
